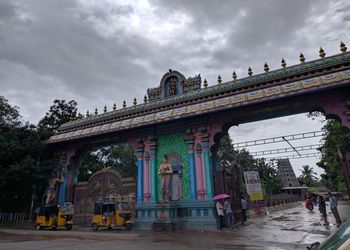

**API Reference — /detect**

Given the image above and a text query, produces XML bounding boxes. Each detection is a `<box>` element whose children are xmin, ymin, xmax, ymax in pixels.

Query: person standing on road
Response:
<box><xmin>318</xmin><ymin>195</ymin><xmax>329</xmax><ymax>226</ymax></box>
<box><xmin>241</xmin><ymin>196</ymin><xmax>248</xmax><ymax>225</ymax></box>
<box><xmin>329</xmin><ymin>192</ymin><xmax>342</xmax><ymax>227</ymax></box>
<box><xmin>224</xmin><ymin>198</ymin><xmax>233</xmax><ymax>228</ymax></box>
<box><xmin>216</xmin><ymin>200</ymin><xmax>224</xmax><ymax>230</ymax></box>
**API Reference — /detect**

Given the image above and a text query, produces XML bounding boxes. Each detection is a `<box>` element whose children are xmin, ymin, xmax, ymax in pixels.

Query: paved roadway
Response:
<box><xmin>0</xmin><ymin>201</ymin><xmax>349</xmax><ymax>250</ymax></box>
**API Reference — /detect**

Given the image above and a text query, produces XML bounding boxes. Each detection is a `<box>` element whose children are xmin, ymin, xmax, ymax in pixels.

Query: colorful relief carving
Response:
<box><xmin>230</xmin><ymin>94</ymin><xmax>247</xmax><ymax>104</ymax></box>
<box><xmin>173</xmin><ymin>107</ymin><xmax>187</xmax><ymax>116</ymax></box>
<box><xmin>264</xmin><ymin>86</ymin><xmax>283</xmax><ymax>97</ymax></box>
<box><xmin>340</xmin><ymin>69</ymin><xmax>350</xmax><ymax>79</ymax></box>
<box><xmin>156</xmin><ymin>110</ymin><xmax>173</xmax><ymax>120</ymax></box>
<box><xmin>300</xmin><ymin>78</ymin><xmax>321</xmax><ymax>88</ymax></box>
<box><xmin>214</xmin><ymin>97</ymin><xmax>229</xmax><ymax>107</ymax></box>
<box><xmin>282</xmin><ymin>82</ymin><xmax>302</xmax><ymax>92</ymax></box>
<box><xmin>143</xmin><ymin>114</ymin><xmax>155</xmax><ymax>123</ymax></box>
<box><xmin>321</xmin><ymin>73</ymin><xmax>341</xmax><ymax>84</ymax></box>
<box><xmin>201</xmin><ymin>101</ymin><xmax>214</xmax><ymax>110</ymax></box>
<box><xmin>246</xmin><ymin>90</ymin><xmax>265</xmax><ymax>100</ymax></box>
<box><xmin>187</xmin><ymin>104</ymin><xmax>201</xmax><ymax>113</ymax></box>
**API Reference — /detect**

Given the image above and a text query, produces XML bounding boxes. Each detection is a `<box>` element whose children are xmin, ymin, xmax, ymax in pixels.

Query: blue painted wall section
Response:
<box><xmin>200</xmin><ymin>132</ymin><xmax>213</xmax><ymax>200</ymax></box>
<box><xmin>149</xmin><ymin>142</ymin><xmax>157</xmax><ymax>204</ymax></box>
<box><xmin>185</xmin><ymin>134</ymin><xmax>197</xmax><ymax>200</ymax></box>
<box><xmin>58</xmin><ymin>174</ymin><xmax>67</xmax><ymax>203</ymax></box>
<box><xmin>136</xmin><ymin>145</ymin><xmax>144</xmax><ymax>204</ymax></box>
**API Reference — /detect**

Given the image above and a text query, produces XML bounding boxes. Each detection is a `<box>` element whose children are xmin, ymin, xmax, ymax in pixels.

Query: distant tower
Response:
<box><xmin>277</xmin><ymin>159</ymin><xmax>300</xmax><ymax>187</ymax></box>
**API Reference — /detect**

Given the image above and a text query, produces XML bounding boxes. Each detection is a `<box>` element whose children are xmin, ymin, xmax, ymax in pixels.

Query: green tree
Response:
<box><xmin>217</xmin><ymin>135</ymin><xmax>281</xmax><ymax>194</ymax></box>
<box><xmin>0</xmin><ymin>96</ymin><xmax>56</xmax><ymax>212</ymax></box>
<box><xmin>78</xmin><ymin>144</ymin><xmax>137</xmax><ymax>182</ymax></box>
<box><xmin>298</xmin><ymin>165</ymin><xmax>317</xmax><ymax>187</ymax></box>
<box><xmin>318</xmin><ymin>119</ymin><xmax>350</xmax><ymax>192</ymax></box>
<box><xmin>38</xmin><ymin>99</ymin><xmax>78</xmax><ymax>133</ymax></box>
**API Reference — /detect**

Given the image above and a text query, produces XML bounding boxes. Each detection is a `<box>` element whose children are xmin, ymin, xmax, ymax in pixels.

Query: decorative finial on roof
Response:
<box><xmin>232</xmin><ymin>71</ymin><xmax>237</xmax><ymax>80</ymax></box>
<box><xmin>203</xmin><ymin>78</ymin><xmax>208</xmax><ymax>88</ymax></box>
<box><xmin>340</xmin><ymin>41</ymin><xmax>347</xmax><ymax>53</ymax></box>
<box><xmin>123</xmin><ymin>100</ymin><xmax>126</xmax><ymax>108</ymax></box>
<box><xmin>133</xmin><ymin>98</ymin><xmax>137</xmax><ymax>106</ymax></box>
<box><xmin>113</xmin><ymin>102</ymin><xmax>116</xmax><ymax>111</ymax></box>
<box><xmin>104</xmin><ymin>105</ymin><xmax>107</xmax><ymax>113</ymax></box>
<box><xmin>264</xmin><ymin>62</ymin><xmax>269</xmax><ymax>73</ymax></box>
<box><xmin>78</xmin><ymin>112</ymin><xmax>82</xmax><ymax>119</ymax></box>
<box><xmin>144</xmin><ymin>95</ymin><xmax>148</xmax><ymax>103</ymax></box>
<box><xmin>319</xmin><ymin>47</ymin><xmax>326</xmax><ymax>58</ymax></box>
<box><xmin>94</xmin><ymin>108</ymin><xmax>98</xmax><ymax>115</ymax></box>
<box><xmin>248</xmin><ymin>67</ymin><xmax>253</xmax><ymax>76</ymax></box>
<box><xmin>217</xmin><ymin>75</ymin><xmax>222</xmax><ymax>84</ymax></box>
<box><xmin>281</xmin><ymin>58</ymin><xmax>286</xmax><ymax>68</ymax></box>
<box><xmin>299</xmin><ymin>53</ymin><xmax>305</xmax><ymax>63</ymax></box>
<box><xmin>86</xmin><ymin>110</ymin><xmax>90</xmax><ymax>116</ymax></box>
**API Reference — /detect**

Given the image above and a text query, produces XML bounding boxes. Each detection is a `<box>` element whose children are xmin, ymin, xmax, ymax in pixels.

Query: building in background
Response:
<box><xmin>277</xmin><ymin>159</ymin><xmax>300</xmax><ymax>187</ymax></box>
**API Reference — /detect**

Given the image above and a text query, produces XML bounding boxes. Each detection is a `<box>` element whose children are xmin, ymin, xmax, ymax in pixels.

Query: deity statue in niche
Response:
<box><xmin>158</xmin><ymin>155</ymin><xmax>173</xmax><ymax>203</ymax></box>
<box><xmin>169</xmin><ymin>78</ymin><xmax>177</xmax><ymax>96</ymax></box>
<box><xmin>167</xmin><ymin>152</ymin><xmax>184</xmax><ymax>201</ymax></box>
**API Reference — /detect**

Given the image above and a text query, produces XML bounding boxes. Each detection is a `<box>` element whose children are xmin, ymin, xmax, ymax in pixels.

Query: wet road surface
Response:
<box><xmin>0</xmin><ymin>201</ymin><xmax>349</xmax><ymax>250</ymax></box>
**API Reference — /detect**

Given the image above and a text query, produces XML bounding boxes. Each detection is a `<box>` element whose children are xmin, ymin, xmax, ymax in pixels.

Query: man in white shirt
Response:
<box><xmin>216</xmin><ymin>201</ymin><xmax>224</xmax><ymax>229</ymax></box>
<box><xmin>224</xmin><ymin>198</ymin><xmax>233</xmax><ymax>228</ymax></box>
<box><xmin>329</xmin><ymin>192</ymin><xmax>342</xmax><ymax>227</ymax></box>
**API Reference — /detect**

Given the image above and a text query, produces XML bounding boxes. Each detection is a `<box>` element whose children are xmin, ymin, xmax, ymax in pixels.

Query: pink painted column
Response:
<box><xmin>195</xmin><ymin>143</ymin><xmax>206</xmax><ymax>200</ymax></box>
<box><xmin>143</xmin><ymin>151</ymin><xmax>151</xmax><ymax>202</ymax></box>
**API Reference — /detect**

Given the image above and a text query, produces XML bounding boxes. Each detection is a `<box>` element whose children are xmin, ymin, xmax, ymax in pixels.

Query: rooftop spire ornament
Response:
<box><xmin>319</xmin><ymin>47</ymin><xmax>326</xmax><ymax>58</ymax></box>
<box><xmin>217</xmin><ymin>75</ymin><xmax>222</xmax><ymax>84</ymax></box>
<box><xmin>123</xmin><ymin>100</ymin><xmax>126</xmax><ymax>108</ymax></box>
<box><xmin>281</xmin><ymin>58</ymin><xmax>286</xmax><ymax>68</ymax></box>
<box><xmin>299</xmin><ymin>53</ymin><xmax>305</xmax><ymax>63</ymax></box>
<box><xmin>232</xmin><ymin>71</ymin><xmax>237</xmax><ymax>80</ymax></box>
<box><xmin>113</xmin><ymin>102</ymin><xmax>116</xmax><ymax>111</ymax></box>
<box><xmin>104</xmin><ymin>105</ymin><xmax>107</xmax><ymax>113</ymax></box>
<box><xmin>86</xmin><ymin>110</ymin><xmax>90</xmax><ymax>116</ymax></box>
<box><xmin>264</xmin><ymin>62</ymin><xmax>269</xmax><ymax>73</ymax></box>
<box><xmin>94</xmin><ymin>108</ymin><xmax>98</xmax><ymax>115</ymax></box>
<box><xmin>144</xmin><ymin>95</ymin><xmax>148</xmax><ymax>103</ymax></box>
<box><xmin>340</xmin><ymin>41</ymin><xmax>347</xmax><ymax>53</ymax></box>
<box><xmin>203</xmin><ymin>78</ymin><xmax>208</xmax><ymax>88</ymax></box>
<box><xmin>133</xmin><ymin>98</ymin><xmax>137</xmax><ymax>106</ymax></box>
<box><xmin>248</xmin><ymin>67</ymin><xmax>253</xmax><ymax>76</ymax></box>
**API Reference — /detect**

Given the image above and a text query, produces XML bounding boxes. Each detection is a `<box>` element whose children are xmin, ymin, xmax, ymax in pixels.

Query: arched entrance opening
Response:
<box><xmin>72</xmin><ymin>144</ymin><xmax>137</xmax><ymax>225</ymax></box>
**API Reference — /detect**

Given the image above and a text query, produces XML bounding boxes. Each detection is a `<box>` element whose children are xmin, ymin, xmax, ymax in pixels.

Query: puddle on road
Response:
<box><xmin>271</xmin><ymin>216</ymin><xmax>292</xmax><ymax>221</ymax></box>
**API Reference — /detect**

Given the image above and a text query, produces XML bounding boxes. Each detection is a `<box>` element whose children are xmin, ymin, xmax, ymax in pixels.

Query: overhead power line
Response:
<box><xmin>263</xmin><ymin>152</ymin><xmax>321</xmax><ymax>160</ymax></box>
<box><xmin>250</xmin><ymin>144</ymin><xmax>322</xmax><ymax>156</ymax></box>
<box><xmin>233</xmin><ymin>131</ymin><xmax>324</xmax><ymax>149</ymax></box>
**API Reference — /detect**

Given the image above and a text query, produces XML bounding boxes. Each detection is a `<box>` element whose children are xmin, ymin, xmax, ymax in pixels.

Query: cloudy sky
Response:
<box><xmin>1</xmin><ymin>0</ymin><xmax>350</xmax><ymax>176</ymax></box>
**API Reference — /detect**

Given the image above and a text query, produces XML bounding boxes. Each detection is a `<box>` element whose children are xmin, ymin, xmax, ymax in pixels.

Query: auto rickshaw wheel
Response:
<box><xmin>65</xmin><ymin>224</ymin><xmax>72</xmax><ymax>231</ymax></box>
<box><xmin>92</xmin><ymin>223</ymin><xmax>99</xmax><ymax>231</ymax></box>
<box><xmin>35</xmin><ymin>224</ymin><xmax>41</xmax><ymax>230</ymax></box>
<box><xmin>125</xmin><ymin>223</ymin><xmax>132</xmax><ymax>231</ymax></box>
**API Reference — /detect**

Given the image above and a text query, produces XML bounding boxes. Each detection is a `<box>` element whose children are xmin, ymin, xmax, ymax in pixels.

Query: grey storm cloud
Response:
<box><xmin>0</xmin><ymin>0</ymin><xmax>349</xmax><ymax>124</ymax></box>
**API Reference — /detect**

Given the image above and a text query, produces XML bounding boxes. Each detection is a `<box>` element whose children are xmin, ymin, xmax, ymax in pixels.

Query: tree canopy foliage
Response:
<box><xmin>78</xmin><ymin>144</ymin><xmax>137</xmax><ymax>182</ymax></box>
<box><xmin>317</xmin><ymin>118</ymin><xmax>350</xmax><ymax>192</ymax></box>
<box><xmin>0</xmin><ymin>96</ymin><xmax>56</xmax><ymax>212</ymax></box>
<box><xmin>297</xmin><ymin>165</ymin><xmax>318</xmax><ymax>187</ymax></box>
<box><xmin>38</xmin><ymin>99</ymin><xmax>78</xmax><ymax>133</ymax></box>
<box><xmin>217</xmin><ymin>135</ymin><xmax>282</xmax><ymax>194</ymax></box>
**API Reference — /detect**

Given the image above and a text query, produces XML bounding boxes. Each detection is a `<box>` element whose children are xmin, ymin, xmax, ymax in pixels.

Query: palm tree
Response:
<box><xmin>300</xmin><ymin>165</ymin><xmax>317</xmax><ymax>186</ymax></box>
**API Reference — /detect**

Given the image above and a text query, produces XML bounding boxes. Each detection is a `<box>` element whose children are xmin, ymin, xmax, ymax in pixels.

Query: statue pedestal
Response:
<box><xmin>135</xmin><ymin>200</ymin><xmax>217</xmax><ymax>230</ymax></box>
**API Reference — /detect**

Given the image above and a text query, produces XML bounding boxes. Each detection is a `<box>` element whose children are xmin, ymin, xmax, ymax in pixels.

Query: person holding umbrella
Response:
<box><xmin>213</xmin><ymin>194</ymin><xmax>229</xmax><ymax>230</ymax></box>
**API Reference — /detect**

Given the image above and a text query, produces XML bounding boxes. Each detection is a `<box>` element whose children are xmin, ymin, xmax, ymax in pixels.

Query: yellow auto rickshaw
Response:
<box><xmin>35</xmin><ymin>202</ymin><xmax>74</xmax><ymax>230</ymax></box>
<box><xmin>91</xmin><ymin>201</ymin><xmax>133</xmax><ymax>231</ymax></box>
